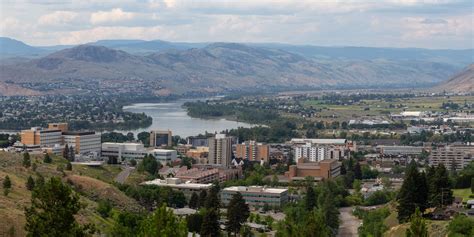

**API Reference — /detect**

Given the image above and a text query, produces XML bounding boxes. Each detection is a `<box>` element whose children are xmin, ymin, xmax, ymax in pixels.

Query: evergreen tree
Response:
<box><xmin>66</xmin><ymin>162</ymin><xmax>72</xmax><ymax>171</ymax></box>
<box><xmin>406</xmin><ymin>208</ymin><xmax>428</xmax><ymax>237</ymax></box>
<box><xmin>63</xmin><ymin>145</ymin><xmax>69</xmax><ymax>160</ymax></box>
<box><xmin>198</xmin><ymin>190</ymin><xmax>207</xmax><ymax>208</ymax></box>
<box><xmin>200</xmin><ymin>208</ymin><xmax>220</xmax><ymax>237</ymax></box>
<box><xmin>416</xmin><ymin>171</ymin><xmax>429</xmax><ymax>211</ymax></box>
<box><xmin>226</xmin><ymin>192</ymin><xmax>250</xmax><ymax>235</ymax></box>
<box><xmin>138</xmin><ymin>204</ymin><xmax>187</xmax><ymax>237</ymax></box>
<box><xmin>24</xmin><ymin>177</ymin><xmax>94</xmax><ymax>236</ymax></box>
<box><xmin>353</xmin><ymin>162</ymin><xmax>362</xmax><ymax>180</ymax></box>
<box><xmin>186</xmin><ymin>213</ymin><xmax>203</xmax><ymax>234</ymax></box>
<box><xmin>397</xmin><ymin>160</ymin><xmax>426</xmax><ymax>222</ymax></box>
<box><xmin>429</xmin><ymin>164</ymin><xmax>453</xmax><ymax>207</ymax></box>
<box><xmin>471</xmin><ymin>177</ymin><xmax>474</xmax><ymax>193</ymax></box>
<box><xmin>69</xmin><ymin>146</ymin><xmax>75</xmax><ymax>161</ymax></box>
<box><xmin>303</xmin><ymin>209</ymin><xmax>331</xmax><ymax>237</ymax></box>
<box><xmin>189</xmin><ymin>192</ymin><xmax>199</xmax><ymax>209</ymax></box>
<box><xmin>36</xmin><ymin>175</ymin><xmax>45</xmax><ymax>187</ymax></box>
<box><xmin>340</xmin><ymin>162</ymin><xmax>346</xmax><ymax>175</ymax></box>
<box><xmin>43</xmin><ymin>153</ymin><xmax>52</xmax><ymax>163</ymax></box>
<box><xmin>305</xmin><ymin>186</ymin><xmax>316</xmax><ymax>210</ymax></box>
<box><xmin>23</xmin><ymin>152</ymin><xmax>31</xmax><ymax>168</ymax></box>
<box><xmin>205</xmin><ymin>183</ymin><xmax>220</xmax><ymax>209</ymax></box>
<box><xmin>3</xmin><ymin>175</ymin><xmax>12</xmax><ymax>196</ymax></box>
<box><xmin>26</xmin><ymin>176</ymin><xmax>35</xmax><ymax>191</ymax></box>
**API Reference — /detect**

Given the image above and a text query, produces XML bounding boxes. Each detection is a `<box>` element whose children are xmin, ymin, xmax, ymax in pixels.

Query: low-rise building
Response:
<box><xmin>101</xmin><ymin>142</ymin><xmax>147</xmax><ymax>162</ymax></box>
<box><xmin>378</xmin><ymin>145</ymin><xmax>424</xmax><ymax>156</ymax></box>
<box><xmin>221</xmin><ymin>186</ymin><xmax>289</xmax><ymax>208</ymax></box>
<box><xmin>285</xmin><ymin>159</ymin><xmax>341</xmax><ymax>181</ymax></box>
<box><xmin>21</xmin><ymin>127</ymin><xmax>62</xmax><ymax>147</ymax></box>
<box><xmin>143</xmin><ymin>178</ymin><xmax>212</xmax><ymax>198</ymax></box>
<box><xmin>149</xmin><ymin>149</ymin><xmax>178</xmax><ymax>163</ymax></box>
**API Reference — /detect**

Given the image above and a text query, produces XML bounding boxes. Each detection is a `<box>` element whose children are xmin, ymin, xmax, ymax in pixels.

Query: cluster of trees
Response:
<box><xmin>401</xmin><ymin>130</ymin><xmax>471</xmax><ymax>145</ymax></box>
<box><xmin>353</xmin><ymin>207</ymin><xmax>390</xmax><ymax>237</ymax></box>
<box><xmin>0</xmin><ymin>133</ymin><xmax>18</xmax><ymax>148</ymax></box>
<box><xmin>63</xmin><ymin>145</ymin><xmax>75</xmax><ymax>161</ymax></box>
<box><xmin>397</xmin><ymin>161</ymin><xmax>453</xmax><ymax>222</ymax></box>
<box><xmin>115</xmin><ymin>183</ymin><xmax>186</xmax><ymax>210</ymax></box>
<box><xmin>101</xmin><ymin>132</ymin><xmax>135</xmax><ymax>143</ymax></box>
<box><xmin>137</xmin><ymin>154</ymin><xmax>161</xmax><ymax>177</ymax></box>
<box><xmin>276</xmin><ymin>180</ymin><xmax>346</xmax><ymax>237</ymax></box>
<box><xmin>453</xmin><ymin>161</ymin><xmax>474</xmax><ymax>189</ymax></box>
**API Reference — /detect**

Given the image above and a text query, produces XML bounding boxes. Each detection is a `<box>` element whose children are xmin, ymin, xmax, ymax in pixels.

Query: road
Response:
<box><xmin>337</xmin><ymin>207</ymin><xmax>361</xmax><ymax>237</ymax></box>
<box><xmin>115</xmin><ymin>166</ymin><xmax>134</xmax><ymax>184</ymax></box>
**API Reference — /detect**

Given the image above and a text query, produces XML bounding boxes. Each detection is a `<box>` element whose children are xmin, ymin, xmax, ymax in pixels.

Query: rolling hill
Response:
<box><xmin>435</xmin><ymin>64</ymin><xmax>474</xmax><ymax>93</ymax></box>
<box><xmin>0</xmin><ymin>40</ymin><xmax>470</xmax><ymax>96</ymax></box>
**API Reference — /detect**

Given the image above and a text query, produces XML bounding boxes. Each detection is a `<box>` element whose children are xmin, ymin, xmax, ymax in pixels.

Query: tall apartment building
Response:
<box><xmin>150</xmin><ymin>130</ymin><xmax>172</xmax><ymax>147</ymax></box>
<box><xmin>235</xmin><ymin>141</ymin><xmax>270</xmax><ymax>162</ymax></box>
<box><xmin>294</xmin><ymin>142</ymin><xmax>344</xmax><ymax>162</ymax></box>
<box><xmin>63</xmin><ymin>131</ymin><xmax>101</xmax><ymax>156</ymax></box>
<box><xmin>208</xmin><ymin>134</ymin><xmax>233</xmax><ymax>167</ymax></box>
<box><xmin>429</xmin><ymin>145</ymin><xmax>474</xmax><ymax>171</ymax></box>
<box><xmin>21</xmin><ymin>127</ymin><xmax>62</xmax><ymax>147</ymax></box>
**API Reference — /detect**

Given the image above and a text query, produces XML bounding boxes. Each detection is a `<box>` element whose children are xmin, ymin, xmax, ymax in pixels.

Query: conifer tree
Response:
<box><xmin>198</xmin><ymin>190</ymin><xmax>207</xmax><ymax>208</ymax></box>
<box><xmin>305</xmin><ymin>186</ymin><xmax>316</xmax><ymax>210</ymax></box>
<box><xmin>200</xmin><ymin>208</ymin><xmax>220</xmax><ymax>237</ymax></box>
<box><xmin>429</xmin><ymin>164</ymin><xmax>453</xmax><ymax>207</ymax></box>
<box><xmin>353</xmin><ymin>162</ymin><xmax>362</xmax><ymax>180</ymax></box>
<box><xmin>226</xmin><ymin>192</ymin><xmax>250</xmax><ymax>235</ymax></box>
<box><xmin>43</xmin><ymin>153</ymin><xmax>52</xmax><ymax>163</ymax></box>
<box><xmin>26</xmin><ymin>176</ymin><xmax>35</xmax><ymax>191</ymax></box>
<box><xmin>397</xmin><ymin>160</ymin><xmax>426</xmax><ymax>222</ymax></box>
<box><xmin>63</xmin><ymin>145</ymin><xmax>69</xmax><ymax>160</ymax></box>
<box><xmin>23</xmin><ymin>152</ymin><xmax>31</xmax><ymax>168</ymax></box>
<box><xmin>69</xmin><ymin>147</ymin><xmax>75</xmax><ymax>161</ymax></box>
<box><xmin>138</xmin><ymin>204</ymin><xmax>187</xmax><ymax>237</ymax></box>
<box><xmin>3</xmin><ymin>175</ymin><xmax>12</xmax><ymax>196</ymax></box>
<box><xmin>406</xmin><ymin>208</ymin><xmax>428</xmax><ymax>237</ymax></box>
<box><xmin>189</xmin><ymin>192</ymin><xmax>199</xmax><ymax>209</ymax></box>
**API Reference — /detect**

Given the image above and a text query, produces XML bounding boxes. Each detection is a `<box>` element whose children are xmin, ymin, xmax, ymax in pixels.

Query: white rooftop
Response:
<box><xmin>142</xmin><ymin>178</ymin><xmax>212</xmax><ymax>189</ymax></box>
<box><xmin>223</xmin><ymin>186</ymin><xmax>288</xmax><ymax>194</ymax></box>
<box><xmin>291</xmin><ymin>138</ymin><xmax>347</xmax><ymax>145</ymax></box>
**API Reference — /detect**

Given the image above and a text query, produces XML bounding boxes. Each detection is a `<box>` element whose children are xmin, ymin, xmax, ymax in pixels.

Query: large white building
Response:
<box><xmin>292</xmin><ymin>139</ymin><xmax>348</xmax><ymax>162</ymax></box>
<box><xmin>221</xmin><ymin>186</ymin><xmax>289</xmax><ymax>208</ymax></box>
<box><xmin>63</xmin><ymin>131</ymin><xmax>101</xmax><ymax>156</ymax></box>
<box><xmin>101</xmin><ymin>142</ymin><xmax>148</xmax><ymax>162</ymax></box>
<box><xmin>149</xmin><ymin>149</ymin><xmax>178</xmax><ymax>163</ymax></box>
<box><xmin>143</xmin><ymin>178</ymin><xmax>212</xmax><ymax>198</ymax></box>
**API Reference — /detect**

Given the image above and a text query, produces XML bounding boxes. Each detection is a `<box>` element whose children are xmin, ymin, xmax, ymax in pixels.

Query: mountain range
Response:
<box><xmin>435</xmin><ymin>64</ymin><xmax>474</xmax><ymax>93</ymax></box>
<box><xmin>0</xmin><ymin>37</ymin><xmax>472</xmax><ymax>96</ymax></box>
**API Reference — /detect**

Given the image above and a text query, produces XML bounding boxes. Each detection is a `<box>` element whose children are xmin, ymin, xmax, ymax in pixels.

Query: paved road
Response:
<box><xmin>115</xmin><ymin>166</ymin><xmax>134</xmax><ymax>184</ymax></box>
<box><xmin>337</xmin><ymin>207</ymin><xmax>361</xmax><ymax>237</ymax></box>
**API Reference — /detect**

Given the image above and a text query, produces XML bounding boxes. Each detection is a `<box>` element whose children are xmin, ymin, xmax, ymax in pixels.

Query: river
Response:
<box><xmin>116</xmin><ymin>99</ymin><xmax>255</xmax><ymax>138</ymax></box>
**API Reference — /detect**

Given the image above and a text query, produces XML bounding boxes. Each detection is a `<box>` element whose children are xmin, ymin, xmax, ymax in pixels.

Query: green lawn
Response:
<box><xmin>453</xmin><ymin>188</ymin><xmax>473</xmax><ymax>202</ymax></box>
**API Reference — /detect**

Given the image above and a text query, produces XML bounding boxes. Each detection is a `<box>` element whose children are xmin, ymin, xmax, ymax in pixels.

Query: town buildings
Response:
<box><xmin>187</xmin><ymin>136</ymin><xmax>210</xmax><ymax>147</ymax></box>
<box><xmin>377</xmin><ymin>145</ymin><xmax>424</xmax><ymax>156</ymax></box>
<box><xmin>101</xmin><ymin>142</ymin><xmax>148</xmax><ymax>162</ymax></box>
<box><xmin>149</xmin><ymin>149</ymin><xmax>178</xmax><ymax>163</ymax></box>
<box><xmin>291</xmin><ymin>139</ymin><xmax>349</xmax><ymax>162</ymax></box>
<box><xmin>221</xmin><ymin>186</ymin><xmax>289</xmax><ymax>208</ymax></box>
<box><xmin>150</xmin><ymin>130</ymin><xmax>172</xmax><ymax>147</ymax></box>
<box><xmin>21</xmin><ymin>127</ymin><xmax>62</xmax><ymax>147</ymax></box>
<box><xmin>235</xmin><ymin>140</ymin><xmax>270</xmax><ymax>162</ymax></box>
<box><xmin>429</xmin><ymin>145</ymin><xmax>474</xmax><ymax>171</ymax></box>
<box><xmin>143</xmin><ymin>178</ymin><xmax>212</xmax><ymax>199</ymax></box>
<box><xmin>208</xmin><ymin>134</ymin><xmax>233</xmax><ymax>167</ymax></box>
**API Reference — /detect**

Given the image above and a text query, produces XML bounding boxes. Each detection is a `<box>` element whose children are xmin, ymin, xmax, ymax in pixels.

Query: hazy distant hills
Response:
<box><xmin>0</xmin><ymin>37</ymin><xmax>472</xmax><ymax>96</ymax></box>
<box><xmin>435</xmin><ymin>64</ymin><xmax>474</xmax><ymax>93</ymax></box>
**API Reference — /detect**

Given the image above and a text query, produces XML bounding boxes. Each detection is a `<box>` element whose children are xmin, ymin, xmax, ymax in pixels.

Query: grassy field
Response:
<box><xmin>453</xmin><ymin>188</ymin><xmax>473</xmax><ymax>202</ymax></box>
<box><xmin>301</xmin><ymin>95</ymin><xmax>474</xmax><ymax>122</ymax></box>
<box><xmin>0</xmin><ymin>152</ymin><xmax>140</xmax><ymax>236</ymax></box>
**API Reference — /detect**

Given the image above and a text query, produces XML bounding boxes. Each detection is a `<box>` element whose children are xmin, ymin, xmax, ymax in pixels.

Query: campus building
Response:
<box><xmin>291</xmin><ymin>139</ymin><xmax>348</xmax><ymax>162</ymax></box>
<box><xmin>149</xmin><ymin>149</ymin><xmax>178</xmax><ymax>163</ymax></box>
<box><xmin>150</xmin><ymin>130</ymin><xmax>172</xmax><ymax>147</ymax></box>
<box><xmin>429</xmin><ymin>145</ymin><xmax>474</xmax><ymax>171</ymax></box>
<box><xmin>63</xmin><ymin>131</ymin><xmax>101</xmax><ymax>156</ymax></box>
<box><xmin>377</xmin><ymin>145</ymin><xmax>424</xmax><ymax>156</ymax></box>
<box><xmin>47</xmin><ymin>123</ymin><xmax>69</xmax><ymax>133</ymax></box>
<box><xmin>235</xmin><ymin>141</ymin><xmax>270</xmax><ymax>162</ymax></box>
<box><xmin>208</xmin><ymin>134</ymin><xmax>233</xmax><ymax>167</ymax></box>
<box><xmin>101</xmin><ymin>142</ymin><xmax>148</xmax><ymax>162</ymax></box>
<box><xmin>221</xmin><ymin>186</ymin><xmax>289</xmax><ymax>208</ymax></box>
<box><xmin>143</xmin><ymin>178</ymin><xmax>212</xmax><ymax>199</ymax></box>
<box><xmin>285</xmin><ymin>159</ymin><xmax>341</xmax><ymax>181</ymax></box>
<box><xmin>21</xmin><ymin>127</ymin><xmax>62</xmax><ymax>147</ymax></box>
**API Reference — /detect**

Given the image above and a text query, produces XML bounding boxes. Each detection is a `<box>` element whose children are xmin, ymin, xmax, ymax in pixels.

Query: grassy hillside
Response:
<box><xmin>0</xmin><ymin>152</ymin><xmax>141</xmax><ymax>236</ymax></box>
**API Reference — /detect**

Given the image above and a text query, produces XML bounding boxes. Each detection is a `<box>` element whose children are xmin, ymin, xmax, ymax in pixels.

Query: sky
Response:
<box><xmin>0</xmin><ymin>0</ymin><xmax>473</xmax><ymax>49</ymax></box>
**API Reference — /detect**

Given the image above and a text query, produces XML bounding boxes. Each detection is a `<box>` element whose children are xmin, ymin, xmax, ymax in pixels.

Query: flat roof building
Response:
<box><xmin>149</xmin><ymin>149</ymin><xmax>177</xmax><ymax>163</ymax></box>
<box><xmin>21</xmin><ymin>127</ymin><xmax>62</xmax><ymax>147</ymax></box>
<box><xmin>102</xmin><ymin>142</ymin><xmax>148</xmax><ymax>162</ymax></box>
<box><xmin>150</xmin><ymin>130</ymin><xmax>172</xmax><ymax>147</ymax></box>
<box><xmin>63</xmin><ymin>131</ymin><xmax>101</xmax><ymax>156</ymax></box>
<box><xmin>285</xmin><ymin>159</ymin><xmax>341</xmax><ymax>181</ymax></box>
<box><xmin>221</xmin><ymin>186</ymin><xmax>289</xmax><ymax>208</ymax></box>
<box><xmin>208</xmin><ymin>134</ymin><xmax>233</xmax><ymax>167</ymax></box>
<box><xmin>143</xmin><ymin>178</ymin><xmax>212</xmax><ymax>198</ymax></box>
<box><xmin>429</xmin><ymin>145</ymin><xmax>474</xmax><ymax>171</ymax></box>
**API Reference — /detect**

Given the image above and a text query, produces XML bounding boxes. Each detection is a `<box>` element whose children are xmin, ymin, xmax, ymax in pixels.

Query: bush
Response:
<box><xmin>97</xmin><ymin>200</ymin><xmax>113</xmax><ymax>218</ymax></box>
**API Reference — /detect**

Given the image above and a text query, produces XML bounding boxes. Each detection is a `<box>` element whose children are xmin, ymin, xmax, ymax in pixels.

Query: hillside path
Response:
<box><xmin>115</xmin><ymin>166</ymin><xmax>134</xmax><ymax>184</ymax></box>
<box><xmin>337</xmin><ymin>207</ymin><xmax>361</xmax><ymax>237</ymax></box>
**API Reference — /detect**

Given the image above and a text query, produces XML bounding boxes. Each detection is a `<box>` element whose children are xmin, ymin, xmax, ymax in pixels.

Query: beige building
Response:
<box><xmin>429</xmin><ymin>145</ymin><xmax>474</xmax><ymax>171</ymax></box>
<box><xmin>208</xmin><ymin>134</ymin><xmax>233</xmax><ymax>167</ymax></box>
<box><xmin>21</xmin><ymin>127</ymin><xmax>62</xmax><ymax>147</ymax></box>
<box><xmin>235</xmin><ymin>141</ymin><xmax>269</xmax><ymax>162</ymax></box>
<box><xmin>63</xmin><ymin>131</ymin><xmax>101</xmax><ymax>156</ymax></box>
<box><xmin>285</xmin><ymin>159</ymin><xmax>341</xmax><ymax>181</ymax></box>
<box><xmin>48</xmin><ymin>123</ymin><xmax>69</xmax><ymax>133</ymax></box>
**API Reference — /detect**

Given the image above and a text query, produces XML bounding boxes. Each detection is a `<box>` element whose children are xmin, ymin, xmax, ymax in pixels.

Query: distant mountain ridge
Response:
<box><xmin>435</xmin><ymin>64</ymin><xmax>474</xmax><ymax>93</ymax></box>
<box><xmin>0</xmin><ymin>42</ymin><xmax>469</xmax><ymax>96</ymax></box>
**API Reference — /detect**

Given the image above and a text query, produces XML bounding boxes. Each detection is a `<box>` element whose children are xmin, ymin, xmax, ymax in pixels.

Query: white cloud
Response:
<box><xmin>38</xmin><ymin>11</ymin><xmax>78</xmax><ymax>26</ymax></box>
<box><xmin>90</xmin><ymin>8</ymin><xmax>135</xmax><ymax>25</ymax></box>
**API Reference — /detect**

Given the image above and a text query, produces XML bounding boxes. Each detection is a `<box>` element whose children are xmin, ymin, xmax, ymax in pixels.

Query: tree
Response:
<box><xmin>69</xmin><ymin>146</ymin><xmax>75</xmax><ymax>162</ymax></box>
<box><xmin>428</xmin><ymin>164</ymin><xmax>453</xmax><ymax>207</ymax></box>
<box><xmin>24</xmin><ymin>177</ymin><xmax>94</xmax><ymax>236</ymax></box>
<box><xmin>63</xmin><ymin>145</ymin><xmax>69</xmax><ymax>160</ymax></box>
<box><xmin>189</xmin><ymin>192</ymin><xmax>199</xmax><ymax>209</ymax></box>
<box><xmin>97</xmin><ymin>200</ymin><xmax>112</xmax><ymax>218</ymax></box>
<box><xmin>397</xmin><ymin>161</ymin><xmax>427</xmax><ymax>222</ymax></box>
<box><xmin>3</xmin><ymin>175</ymin><xmax>11</xmax><ymax>196</ymax></box>
<box><xmin>138</xmin><ymin>154</ymin><xmax>160</xmax><ymax>176</ymax></box>
<box><xmin>138</xmin><ymin>204</ymin><xmax>187</xmax><ymax>237</ymax></box>
<box><xmin>303</xmin><ymin>209</ymin><xmax>331</xmax><ymax>237</ymax></box>
<box><xmin>66</xmin><ymin>162</ymin><xmax>72</xmax><ymax>171</ymax></box>
<box><xmin>26</xmin><ymin>176</ymin><xmax>35</xmax><ymax>191</ymax></box>
<box><xmin>186</xmin><ymin>213</ymin><xmax>203</xmax><ymax>234</ymax></box>
<box><xmin>353</xmin><ymin>162</ymin><xmax>362</xmax><ymax>180</ymax></box>
<box><xmin>43</xmin><ymin>153</ymin><xmax>52</xmax><ymax>163</ymax></box>
<box><xmin>23</xmin><ymin>152</ymin><xmax>31</xmax><ymax>168</ymax></box>
<box><xmin>204</xmin><ymin>183</ymin><xmax>220</xmax><ymax>209</ymax></box>
<box><xmin>226</xmin><ymin>192</ymin><xmax>250</xmax><ymax>235</ymax></box>
<box><xmin>471</xmin><ymin>177</ymin><xmax>474</xmax><ymax>193</ymax></box>
<box><xmin>200</xmin><ymin>208</ymin><xmax>220</xmax><ymax>237</ymax></box>
<box><xmin>305</xmin><ymin>186</ymin><xmax>316</xmax><ymax>210</ymax></box>
<box><xmin>198</xmin><ymin>190</ymin><xmax>207</xmax><ymax>208</ymax></box>
<box><xmin>447</xmin><ymin>214</ymin><xmax>474</xmax><ymax>236</ymax></box>
<box><xmin>406</xmin><ymin>208</ymin><xmax>428</xmax><ymax>237</ymax></box>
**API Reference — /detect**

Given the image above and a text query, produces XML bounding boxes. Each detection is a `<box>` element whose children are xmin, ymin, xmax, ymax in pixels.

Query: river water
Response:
<box><xmin>117</xmin><ymin>99</ymin><xmax>255</xmax><ymax>138</ymax></box>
